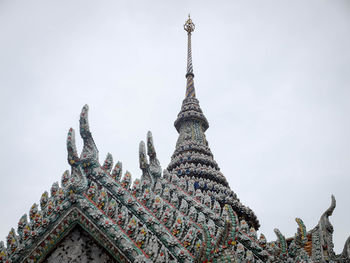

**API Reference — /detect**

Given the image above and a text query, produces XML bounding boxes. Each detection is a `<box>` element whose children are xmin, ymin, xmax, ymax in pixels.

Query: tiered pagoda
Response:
<box><xmin>0</xmin><ymin>16</ymin><xmax>349</xmax><ymax>263</ymax></box>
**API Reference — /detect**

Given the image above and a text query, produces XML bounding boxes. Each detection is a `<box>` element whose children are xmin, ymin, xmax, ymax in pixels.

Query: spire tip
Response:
<box><xmin>184</xmin><ymin>15</ymin><xmax>195</xmax><ymax>33</ymax></box>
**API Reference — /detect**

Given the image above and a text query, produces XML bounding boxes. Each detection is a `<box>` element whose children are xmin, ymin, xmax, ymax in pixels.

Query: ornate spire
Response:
<box><xmin>174</xmin><ymin>16</ymin><xmax>208</xmax><ymax>132</ymax></box>
<box><xmin>184</xmin><ymin>15</ymin><xmax>196</xmax><ymax>98</ymax></box>
<box><xmin>169</xmin><ymin>16</ymin><xmax>260</xmax><ymax>230</ymax></box>
<box><xmin>171</xmin><ymin>17</ymin><xmax>227</xmax><ymax>190</ymax></box>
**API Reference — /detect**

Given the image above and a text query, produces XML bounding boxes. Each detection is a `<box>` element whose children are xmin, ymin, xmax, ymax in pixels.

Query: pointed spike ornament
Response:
<box><xmin>139</xmin><ymin>141</ymin><xmax>149</xmax><ymax>171</ymax></box>
<box><xmin>103</xmin><ymin>153</ymin><xmax>114</xmax><ymax>173</ymax></box>
<box><xmin>40</xmin><ymin>191</ymin><xmax>49</xmax><ymax>210</ymax></box>
<box><xmin>184</xmin><ymin>15</ymin><xmax>196</xmax><ymax>98</ymax></box>
<box><xmin>274</xmin><ymin>228</ymin><xmax>288</xmax><ymax>256</ymax></box>
<box><xmin>61</xmin><ymin>170</ymin><xmax>70</xmax><ymax>188</ymax></box>
<box><xmin>147</xmin><ymin>131</ymin><xmax>162</xmax><ymax>180</ymax></box>
<box><xmin>80</xmin><ymin>105</ymin><xmax>99</xmax><ymax>162</ymax></box>
<box><xmin>111</xmin><ymin>161</ymin><xmax>123</xmax><ymax>181</ymax></box>
<box><xmin>146</xmin><ymin>131</ymin><xmax>156</xmax><ymax>159</ymax></box>
<box><xmin>121</xmin><ymin>171</ymin><xmax>132</xmax><ymax>189</ymax></box>
<box><xmin>295</xmin><ymin>218</ymin><xmax>307</xmax><ymax>246</ymax></box>
<box><xmin>139</xmin><ymin>140</ymin><xmax>155</xmax><ymax>187</ymax></box>
<box><xmin>67</xmin><ymin>128</ymin><xmax>79</xmax><ymax>166</ymax></box>
<box><xmin>6</xmin><ymin>228</ymin><xmax>18</xmax><ymax>254</ymax></box>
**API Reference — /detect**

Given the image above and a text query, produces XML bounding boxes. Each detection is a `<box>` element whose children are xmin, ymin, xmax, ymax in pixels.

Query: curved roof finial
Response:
<box><xmin>184</xmin><ymin>15</ymin><xmax>196</xmax><ymax>98</ymax></box>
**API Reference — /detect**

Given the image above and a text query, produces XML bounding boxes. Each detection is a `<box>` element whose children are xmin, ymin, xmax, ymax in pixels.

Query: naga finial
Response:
<box><xmin>184</xmin><ymin>14</ymin><xmax>195</xmax><ymax>34</ymax></box>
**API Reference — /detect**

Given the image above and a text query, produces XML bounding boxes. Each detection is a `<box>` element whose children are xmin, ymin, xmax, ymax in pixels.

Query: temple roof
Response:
<box><xmin>0</xmin><ymin>16</ymin><xmax>349</xmax><ymax>263</ymax></box>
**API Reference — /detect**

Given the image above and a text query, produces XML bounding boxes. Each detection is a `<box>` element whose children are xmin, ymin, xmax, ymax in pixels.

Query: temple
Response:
<box><xmin>1</xmin><ymin>16</ymin><xmax>349</xmax><ymax>263</ymax></box>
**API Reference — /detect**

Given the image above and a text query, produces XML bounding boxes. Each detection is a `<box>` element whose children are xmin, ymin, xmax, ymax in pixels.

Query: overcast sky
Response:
<box><xmin>0</xmin><ymin>0</ymin><xmax>349</xmax><ymax>253</ymax></box>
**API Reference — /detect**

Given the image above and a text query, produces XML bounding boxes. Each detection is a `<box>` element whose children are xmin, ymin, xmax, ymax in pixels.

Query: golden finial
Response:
<box><xmin>184</xmin><ymin>14</ymin><xmax>195</xmax><ymax>33</ymax></box>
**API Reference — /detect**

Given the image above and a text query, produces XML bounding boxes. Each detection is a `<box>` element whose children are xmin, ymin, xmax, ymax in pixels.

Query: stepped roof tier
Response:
<box><xmin>1</xmin><ymin>17</ymin><xmax>349</xmax><ymax>263</ymax></box>
<box><xmin>168</xmin><ymin>16</ymin><xmax>259</xmax><ymax>230</ymax></box>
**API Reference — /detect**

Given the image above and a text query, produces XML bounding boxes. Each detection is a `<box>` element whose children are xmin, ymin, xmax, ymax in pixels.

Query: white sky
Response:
<box><xmin>0</xmin><ymin>0</ymin><xmax>349</xmax><ymax>253</ymax></box>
